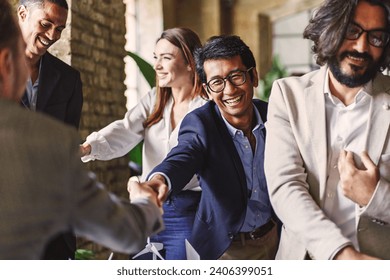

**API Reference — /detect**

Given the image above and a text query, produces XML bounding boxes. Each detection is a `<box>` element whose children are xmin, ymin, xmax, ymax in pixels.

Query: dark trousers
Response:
<box><xmin>42</xmin><ymin>231</ymin><xmax>76</xmax><ymax>260</ymax></box>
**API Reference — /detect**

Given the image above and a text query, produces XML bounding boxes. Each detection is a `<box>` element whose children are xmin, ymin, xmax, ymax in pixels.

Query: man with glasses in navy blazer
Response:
<box><xmin>129</xmin><ymin>35</ymin><xmax>279</xmax><ymax>260</ymax></box>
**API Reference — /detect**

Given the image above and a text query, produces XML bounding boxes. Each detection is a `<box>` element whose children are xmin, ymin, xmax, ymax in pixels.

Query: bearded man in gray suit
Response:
<box><xmin>265</xmin><ymin>0</ymin><xmax>390</xmax><ymax>260</ymax></box>
<box><xmin>0</xmin><ymin>0</ymin><xmax>163</xmax><ymax>259</ymax></box>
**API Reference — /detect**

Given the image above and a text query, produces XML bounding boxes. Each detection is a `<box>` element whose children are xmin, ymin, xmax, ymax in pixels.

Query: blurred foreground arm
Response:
<box><xmin>69</xmin><ymin>133</ymin><xmax>163</xmax><ymax>254</ymax></box>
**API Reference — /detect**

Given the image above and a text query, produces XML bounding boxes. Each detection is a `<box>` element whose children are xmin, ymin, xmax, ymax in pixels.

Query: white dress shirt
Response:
<box><xmin>82</xmin><ymin>88</ymin><xmax>206</xmax><ymax>190</ymax></box>
<box><xmin>324</xmin><ymin>70</ymin><xmax>372</xmax><ymax>250</ymax></box>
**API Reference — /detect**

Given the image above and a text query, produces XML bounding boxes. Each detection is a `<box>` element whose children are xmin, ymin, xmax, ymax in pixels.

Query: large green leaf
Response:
<box><xmin>126</xmin><ymin>51</ymin><xmax>154</xmax><ymax>171</ymax></box>
<box><xmin>127</xmin><ymin>51</ymin><xmax>156</xmax><ymax>88</ymax></box>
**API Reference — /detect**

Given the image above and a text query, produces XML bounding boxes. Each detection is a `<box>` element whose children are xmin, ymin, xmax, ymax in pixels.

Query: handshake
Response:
<box><xmin>127</xmin><ymin>174</ymin><xmax>169</xmax><ymax>211</ymax></box>
<box><xmin>80</xmin><ymin>143</ymin><xmax>169</xmax><ymax>211</ymax></box>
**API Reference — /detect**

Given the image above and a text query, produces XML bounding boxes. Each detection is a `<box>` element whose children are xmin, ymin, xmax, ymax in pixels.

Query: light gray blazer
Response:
<box><xmin>264</xmin><ymin>66</ymin><xmax>390</xmax><ymax>260</ymax></box>
<box><xmin>0</xmin><ymin>99</ymin><xmax>163</xmax><ymax>259</ymax></box>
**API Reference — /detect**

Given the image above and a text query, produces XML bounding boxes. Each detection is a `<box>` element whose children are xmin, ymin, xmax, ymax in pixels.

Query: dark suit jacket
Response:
<box><xmin>23</xmin><ymin>51</ymin><xmax>83</xmax><ymax>129</ymax></box>
<box><xmin>22</xmin><ymin>52</ymin><xmax>83</xmax><ymax>259</ymax></box>
<box><xmin>150</xmin><ymin>99</ymin><xmax>268</xmax><ymax>259</ymax></box>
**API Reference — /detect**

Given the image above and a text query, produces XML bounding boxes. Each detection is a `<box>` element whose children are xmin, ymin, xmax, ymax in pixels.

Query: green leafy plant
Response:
<box><xmin>256</xmin><ymin>55</ymin><xmax>288</xmax><ymax>102</ymax></box>
<box><xmin>75</xmin><ymin>249</ymin><xmax>95</xmax><ymax>260</ymax></box>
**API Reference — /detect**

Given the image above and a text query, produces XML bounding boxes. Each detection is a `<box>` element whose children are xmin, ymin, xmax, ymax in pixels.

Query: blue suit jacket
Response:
<box><xmin>22</xmin><ymin>52</ymin><xmax>83</xmax><ymax>129</ymax></box>
<box><xmin>150</xmin><ymin>99</ymin><xmax>268</xmax><ymax>259</ymax></box>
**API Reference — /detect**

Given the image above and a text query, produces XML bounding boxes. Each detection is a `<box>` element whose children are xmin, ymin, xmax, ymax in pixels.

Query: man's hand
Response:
<box><xmin>334</xmin><ymin>246</ymin><xmax>379</xmax><ymax>260</ymax></box>
<box><xmin>127</xmin><ymin>174</ymin><xmax>168</xmax><ymax>207</ymax></box>
<box><xmin>338</xmin><ymin>150</ymin><xmax>379</xmax><ymax>206</ymax></box>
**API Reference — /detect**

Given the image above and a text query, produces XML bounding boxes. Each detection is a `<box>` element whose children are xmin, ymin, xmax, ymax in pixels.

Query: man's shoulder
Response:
<box><xmin>278</xmin><ymin>68</ymin><xmax>322</xmax><ymax>85</ymax></box>
<box><xmin>373</xmin><ymin>72</ymin><xmax>390</xmax><ymax>95</ymax></box>
<box><xmin>253</xmin><ymin>98</ymin><xmax>268</xmax><ymax>107</ymax></box>
<box><xmin>181</xmin><ymin>101</ymin><xmax>217</xmax><ymax>128</ymax></box>
<box><xmin>253</xmin><ymin>99</ymin><xmax>268</xmax><ymax>121</ymax></box>
<box><xmin>43</xmin><ymin>52</ymin><xmax>80</xmax><ymax>75</ymax></box>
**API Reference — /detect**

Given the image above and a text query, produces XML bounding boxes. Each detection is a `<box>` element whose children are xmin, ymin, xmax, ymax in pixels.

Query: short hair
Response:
<box><xmin>19</xmin><ymin>0</ymin><xmax>68</xmax><ymax>10</ymax></box>
<box><xmin>0</xmin><ymin>0</ymin><xmax>19</xmax><ymax>51</ymax></box>
<box><xmin>194</xmin><ymin>35</ymin><xmax>256</xmax><ymax>98</ymax></box>
<box><xmin>303</xmin><ymin>0</ymin><xmax>390</xmax><ymax>70</ymax></box>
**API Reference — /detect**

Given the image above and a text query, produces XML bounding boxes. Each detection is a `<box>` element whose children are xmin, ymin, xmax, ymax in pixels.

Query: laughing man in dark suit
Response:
<box><xmin>17</xmin><ymin>0</ymin><xmax>83</xmax><ymax>259</ymax></box>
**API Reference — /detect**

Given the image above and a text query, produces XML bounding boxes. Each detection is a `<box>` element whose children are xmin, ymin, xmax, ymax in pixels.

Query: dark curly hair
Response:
<box><xmin>303</xmin><ymin>0</ymin><xmax>390</xmax><ymax>71</ymax></box>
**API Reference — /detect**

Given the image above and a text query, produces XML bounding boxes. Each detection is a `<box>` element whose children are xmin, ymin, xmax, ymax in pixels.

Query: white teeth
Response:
<box><xmin>38</xmin><ymin>37</ymin><xmax>50</xmax><ymax>46</ymax></box>
<box><xmin>347</xmin><ymin>55</ymin><xmax>364</xmax><ymax>62</ymax></box>
<box><xmin>224</xmin><ymin>96</ymin><xmax>241</xmax><ymax>105</ymax></box>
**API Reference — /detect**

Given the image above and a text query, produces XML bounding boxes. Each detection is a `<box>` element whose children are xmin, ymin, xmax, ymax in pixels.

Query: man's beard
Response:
<box><xmin>328</xmin><ymin>51</ymin><xmax>381</xmax><ymax>88</ymax></box>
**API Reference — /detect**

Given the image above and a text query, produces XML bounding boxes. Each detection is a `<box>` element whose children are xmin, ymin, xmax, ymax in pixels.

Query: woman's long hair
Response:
<box><xmin>143</xmin><ymin>27</ymin><xmax>202</xmax><ymax>128</ymax></box>
<box><xmin>303</xmin><ymin>0</ymin><xmax>390</xmax><ymax>71</ymax></box>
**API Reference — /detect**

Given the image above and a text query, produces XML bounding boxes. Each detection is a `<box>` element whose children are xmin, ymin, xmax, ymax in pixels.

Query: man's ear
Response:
<box><xmin>252</xmin><ymin>67</ymin><xmax>259</xmax><ymax>88</ymax></box>
<box><xmin>202</xmin><ymin>83</ymin><xmax>212</xmax><ymax>100</ymax></box>
<box><xmin>0</xmin><ymin>48</ymin><xmax>12</xmax><ymax>75</ymax></box>
<box><xmin>17</xmin><ymin>5</ymin><xmax>28</xmax><ymax>22</ymax></box>
<box><xmin>0</xmin><ymin>48</ymin><xmax>13</xmax><ymax>98</ymax></box>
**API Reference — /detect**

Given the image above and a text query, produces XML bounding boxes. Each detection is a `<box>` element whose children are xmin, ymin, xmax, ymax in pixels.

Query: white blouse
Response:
<box><xmin>82</xmin><ymin>88</ymin><xmax>207</xmax><ymax>191</ymax></box>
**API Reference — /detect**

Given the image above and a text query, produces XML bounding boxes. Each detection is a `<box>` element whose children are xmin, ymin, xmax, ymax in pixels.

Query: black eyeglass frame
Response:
<box><xmin>204</xmin><ymin>67</ymin><xmax>254</xmax><ymax>93</ymax></box>
<box><xmin>345</xmin><ymin>22</ymin><xmax>390</xmax><ymax>48</ymax></box>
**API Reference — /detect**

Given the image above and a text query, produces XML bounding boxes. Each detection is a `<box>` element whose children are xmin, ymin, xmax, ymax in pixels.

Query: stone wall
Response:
<box><xmin>70</xmin><ymin>0</ymin><xmax>130</xmax><ymax>259</ymax></box>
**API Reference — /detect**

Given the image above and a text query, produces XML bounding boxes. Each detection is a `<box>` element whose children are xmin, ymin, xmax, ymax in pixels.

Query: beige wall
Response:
<box><xmin>240</xmin><ymin>0</ymin><xmax>322</xmax><ymax>76</ymax></box>
<box><xmin>163</xmin><ymin>0</ymin><xmax>221</xmax><ymax>40</ymax></box>
<box><xmin>162</xmin><ymin>0</ymin><xmax>322</xmax><ymax>77</ymax></box>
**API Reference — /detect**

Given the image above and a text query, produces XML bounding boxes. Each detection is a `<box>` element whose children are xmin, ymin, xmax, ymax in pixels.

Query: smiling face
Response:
<box><xmin>153</xmin><ymin>38</ymin><xmax>192</xmax><ymax>88</ymax></box>
<box><xmin>329</xmin><ymin>0</ymin><xmax>387</xmax><ymax>87</ymax></box>
<box><xmin>203</xmin><ymin>55</ymin><xmax>258</xmax><ymax>127</ymax></box>
<box><xmin>17</xmin><ymin>1</ymin><xmax>68</xmax><ymax>59</ymax></box>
